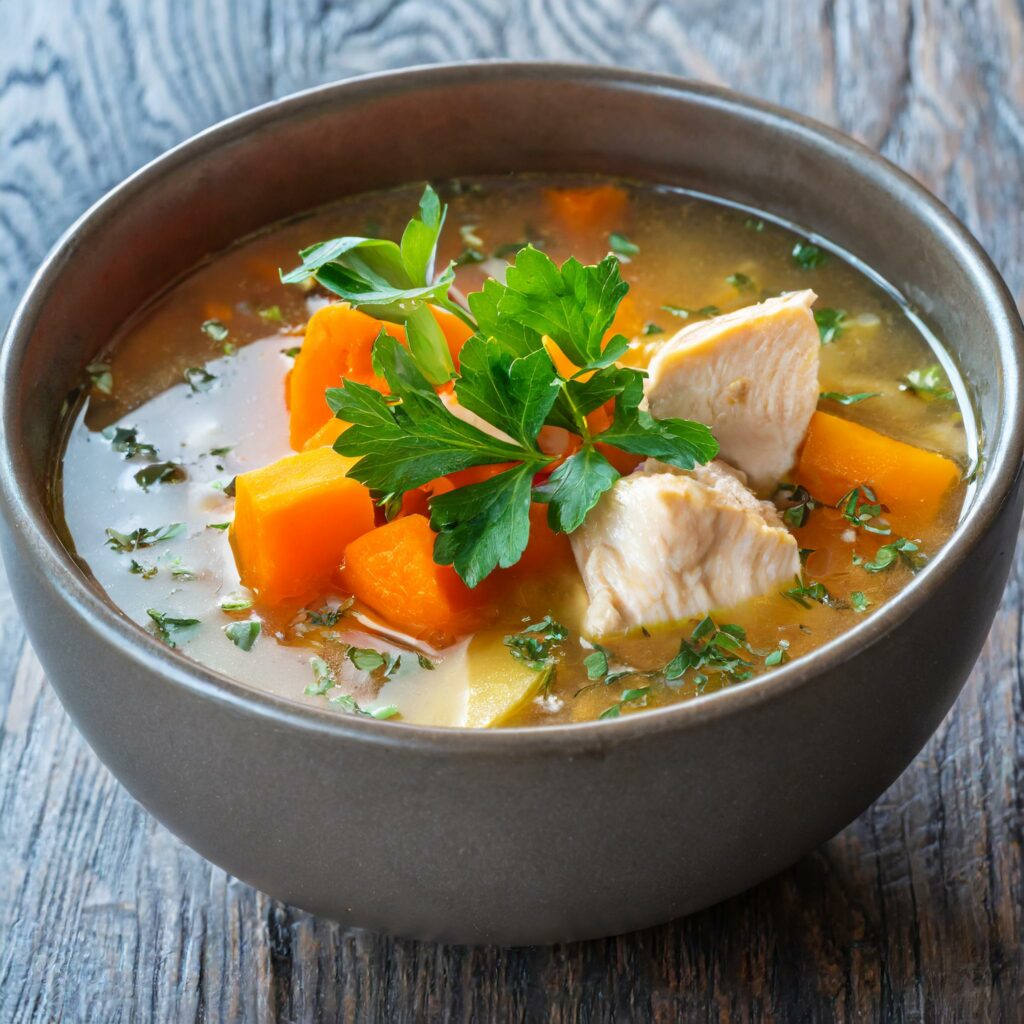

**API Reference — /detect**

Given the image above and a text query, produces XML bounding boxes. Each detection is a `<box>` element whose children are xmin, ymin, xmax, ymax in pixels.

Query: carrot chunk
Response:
<box><xmin>544</xmin><ymin>184</ymin><xmax>629</xmax><ymax>236</ymax></box>
<box><xmin>288</xmin><ymin>305</ymin><xmax>403</xmax><ymax>450</ymax></box>
<box><xmin>340</xmin><ymin>515</ymin><xmax>489</xmax><ymax>640</ymax></box>
<box><xmin>797</xmin><ymin>411</ymin><xmax>960</xmax><ymax>528</ymax></box>
<box><xmin>230</xmin><ymin>447</ymin><xmax>375</xmax><ymax>605</ymax></box>
<box><xmin>301</xmin><ymin>417</ymin><xmax>348</xmax><ymax>451</ymax></box>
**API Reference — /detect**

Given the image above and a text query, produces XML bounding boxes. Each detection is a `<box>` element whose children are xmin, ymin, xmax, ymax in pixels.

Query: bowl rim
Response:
<box><xmin>2</xmin><ymin>59</ymin><xmax>1022</xmax><ymax>755</ymax></box>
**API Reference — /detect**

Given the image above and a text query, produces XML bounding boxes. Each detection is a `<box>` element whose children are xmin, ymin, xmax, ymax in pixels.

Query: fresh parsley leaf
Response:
<box><xmin>664</xmin><ymin>617</ymin><xmax>754</xmax><ymax>683</ymax></box>
<box><xmin>206</xmin><ymin>521</ymin><xmax>231</xmax><ymax>531</ymax></box>
<box><xmin>225</xmin><ymin>620</ymin><xmax>260</xmax><ymax>651</ymax></box>
<box><xmin>306</xmin><ymin>601</ymin><xmax>351</xmax><ymax>627</ymax></box>
<box><xmin>347</xmin><ymin>646</ymin><xmax>398</xmax><ymax>675</ymax></box>
<box><xmin>329</xmin><ymin>692</ymin><xmax>400</xmax><ymax>719</ymax></box>
<box><xmin>201</xmin><ymin>319</ymin><xmax>229</xmax><ymax>343</ymax></box>
<box><xmin>583</xmin><ymin>645</ymin><xmax>610</xmax><ymax>680</ymax></box>
<box><xmin>430</xmin><ymin>463</ymin><xmax>536</xmax><ymax>587</ymax></box>
<box><xmin>608</xmin><ymin>232</ymin><xmax>639</xmax><ymax>257</ymax></box>
<box><xmin>850</xmin><ymin>591</ymin><xmax>871</xmax><ymax>613</ymax></box>
<box><xmin>900</xmin><ymin>364</ymin><xmax>954</xmax><ymax>401</ymax></box>
<box><xmin>134</xmin><ymin>461</ymin><xmax>187</xmax><ymax>491</ymax></box>
<box><xmin>184</xmin><ymin>366</ymin><xmax>217</xmax><ymax>392</ymax></box>
<box><xmin>782</xmin><ymin>576</ymin><xmax>836</xmax><ymax>608</ymax></box>
<box><xmin>764</xmin><ymin>641</ymin><xmax>790</xmax><ymax>667</ymax></box>
<box><xmin>105</xmin><ymin>522</ymin><xmax>184</xmax><ymax>553</ymax></box>
<box><xmin>281</xmin><ymin>346</ymin><xmax>301</xmax><ymax>358</ymax></box>
<box><xmin>642</xmin><ymin>322</ymin><xmax>664</xmax><ymax>335</ymax></box>
<box><xmin>258</xmin><ymin>305</ymin><xmax>283</xmax><ymax>322</ymax></box>
<box><xmin>219</xmin><ymin>592</ymin><xmax>253</xmax><ymax>612</ymax></box>
<box><xmin>599</xmin><ymin>685</ymin><xmax>650</xmax><ymax>719</ymax></box>
<box><xmin>775</xmin><ymin>483</ymin><xmax>819</xmax><ymax>529</ymax></box>
<box><xmin>819</xmin><ymin>390</ymin><xmax>880</xmax><ymax>405</ymax></box>
<box><xmin>468</xmin><ymin>278</ymin><xmax>544</xmax><ymax>357</ymax></box>
<box><xmin>534</xmin><ymin>445</ymin><xmax>619</xmax><ymax>533</ymax></box>
<box><xmin>814</xmin><ymin>308</ymin><xmax>846</xmax><ymax>344</ymax></box>
<box><xmin>837</xmin><ymin>486</ymin><xmax>891</xmax><ymax>535</ymax></box>
<box><xmin>499</xmin><ymin>248</ymin><xmax>629</xmax><ymax>370</ymax></box>
<box><xmin>103</xmin><ymin>425</ymin><xmax>157</xmax><ymax>460</ymax></box>
<box><xmin>129</xmin><ymin>559</ymin><xmax>157</xmax><ymax>579</ymax></box>
<box><xmin>793</xmin><ymin>241</ymin><xmax>827</xmax><ymax>269</ymax></box>
<box><xmin>147</xmin><ymin>609</ymin><xmax>199</xmax><ymax>647</ymax></box>
<box><xmin>417</xmin><ymin>653</ymin><xmax>436</xmax><ymax>671</ymax></box>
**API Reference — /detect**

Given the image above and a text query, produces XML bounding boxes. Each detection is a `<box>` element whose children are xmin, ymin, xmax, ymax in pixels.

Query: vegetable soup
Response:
<box><xmin>58</xmin><ymin>175</ymin><xmax>974</xmax><ymax>727</ymax></box>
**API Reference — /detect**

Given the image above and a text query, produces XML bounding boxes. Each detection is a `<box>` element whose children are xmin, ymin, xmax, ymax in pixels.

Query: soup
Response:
<box><xmin>58</xmin><ymin>175</ymin><xmax>974</xmax><ymax>727</ymax></box>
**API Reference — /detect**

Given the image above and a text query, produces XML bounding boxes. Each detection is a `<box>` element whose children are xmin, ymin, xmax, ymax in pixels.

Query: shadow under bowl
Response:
<box><xmin>1</xmin><ymin>62</ymin><xmax>1022</xmax><ymax>945</ymax></box>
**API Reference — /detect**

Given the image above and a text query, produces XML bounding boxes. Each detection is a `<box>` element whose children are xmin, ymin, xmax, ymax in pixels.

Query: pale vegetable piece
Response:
<box><xmin>570</xmin><ymin>461</ymin><xmax>800</xmax><ymax>639</ymax></box>
<box><xmin>644</xmin><ymin>290</ymin><xmax>820</xmax><ymax>491</ymax></box>
<box><xmin>464</xmin><ymin>630</ymin><xmax>548</xmax><ymax>728</ymax></box>
<box><xmin>439</xmin><ymin>388</ymin><xmax>516</xmax><ymax>444</ymax></box>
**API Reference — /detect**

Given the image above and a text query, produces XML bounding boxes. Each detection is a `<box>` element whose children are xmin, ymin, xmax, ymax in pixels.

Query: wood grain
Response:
<box><xmin>1</xmin><ymin>0</ymin><xmax>1023</xmax><ymax>1019</ymax></box>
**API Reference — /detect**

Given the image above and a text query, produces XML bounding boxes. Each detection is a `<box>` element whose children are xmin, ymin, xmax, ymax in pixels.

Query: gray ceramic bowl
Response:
<box><xmin>1</xmin><ymin>63</ymin><xmax>1022</xmax><ymax>945</ymax></box>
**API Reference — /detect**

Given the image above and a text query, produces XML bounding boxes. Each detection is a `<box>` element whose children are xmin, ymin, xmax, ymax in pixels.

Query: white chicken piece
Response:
<box><xmin>644</xmin><ymin>290</ymin><xmax>820</xmax><ymax>491</ymax></box>
<box><xmin>570</xmin><ymin>461</ymin><xmax>800</xmax><ymax>639</ymax></box>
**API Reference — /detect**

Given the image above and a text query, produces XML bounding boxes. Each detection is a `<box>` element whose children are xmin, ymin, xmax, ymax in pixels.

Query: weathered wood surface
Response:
<box><xmin>1</xmin><ymin>0</ymin><xmax>1023</xmax><ymax>1019</ymax></box>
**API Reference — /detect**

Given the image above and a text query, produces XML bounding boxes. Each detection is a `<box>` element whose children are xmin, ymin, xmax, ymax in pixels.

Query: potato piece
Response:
<box><xmin>464</xmin><ymin>630</ymin><xmax>547</xmax><ymax>728</ymax></box>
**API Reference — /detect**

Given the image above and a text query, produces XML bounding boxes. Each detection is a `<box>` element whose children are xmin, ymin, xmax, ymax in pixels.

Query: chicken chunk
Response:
<box><xmin>645</xmin><ymin>290</ymin><xmax>820</xmax><ymax>491</ymax></box>
<box><xmin>570</xmin><ymin>461</ymin><xmax>800</xmax><ymax>639</ymax></box>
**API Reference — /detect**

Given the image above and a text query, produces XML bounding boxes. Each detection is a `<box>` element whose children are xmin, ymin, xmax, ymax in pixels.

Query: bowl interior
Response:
<box><xmin>3</xmin><ymin>63</ymin><xmax>1021</xmax><ymax>738</ymax></box>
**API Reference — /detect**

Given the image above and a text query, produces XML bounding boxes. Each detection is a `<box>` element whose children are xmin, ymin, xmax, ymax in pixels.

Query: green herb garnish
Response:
<box><xmin>105</xmin><ymin>522</ymin><xmax>184</xmax><ymax>553</ymax></box>
<box><xmin>281</xmin><ymin>346</ymin><xmax>302</xmax><ymax>358</ymax></box>
<box><xmin>837</xmin><ymin>486</ymin><xmax>891</xmax><ymax>535</ymax></box>
<box><xmin>184</xmin><ymin>366</ymin><xmax>217</xmax><ymax>392</ymax></box>
<box><xmin>504</xmin><ymin>616</ymin><xmax>568</xmax><ymax>670</ymax></box>
<box><xmin>814</xmin><ymin>308</ymin><xmax>846</xmax><ymax>344</ymax></box>
<box><xmin>306</xmin><ymin>655</ymin><xmax>336</xmax><ymax>695</ymax></box>
<box><xmin>225</xmin><ymin>620</ymin><xmax>260</xmax><ymax>651</ymax></box>
<box><xmin>900</xmin><ymin>364</ymin><xmax>954</xmax><ymax>401</ymax></box>
<box><xmin>201</xmin><ymin>319</ymin><xmax>230</xmax><ymax>342</ymax></box>
<box><xmin>661</xmin><ymin>303</ymin><xmax>720</xmax><ymax>321</ymax></box>
<box><xmin>819</xmin><ymin>391</ymin><xmax>880</xmax><ymax>406</ymax></box>
<box><xmin>134</xmin><ymin>461</ymin><xmax>187</xmax><ymax>491</ymax></box>
<box><xmin>850</xmin><ymin>591</ymin><xmax>871</xmax><ymax>613</ymax></box>
<box><xmin>219</xmin><ymin>592</ymin><xmax>253</xmax><ymax>612</ymax></box>
<box><xmin>862</xmin><ymin>537</ymin><xmax>927</xmax><ymax>573</ymax></box>
<box><xmin>664</xmin><ymin>617</ymin><xmax>755</xmax><ymax>684</ymax></box>
<box><xmin>583</xmin><ymin>645</ymin><xmax>610</xmax><ymax>680</ymax></box>
<box><xmin>128</xmin><ymin>559</ymin><xmax>157</xmax><ymax>579</ymax></box>
<box><xmin>599</xmin><ymin>685</ymin><xmax>650</xmax><ymax>719</ymax></box>
<box><xmin>207</xmin><ymin>521</ymin><xmax>231</xmax><ymax>531</ymax></box>
<box><xmin>744</xmin><ymin>217</ymin><xmax>765</xmax><ymax>232</ymax></box>
<box><xmin>417</xmin><ymin>653</ymin><xmax>436</xmax><ymax>671</ymax></box>
<box><xmin>103</xmin><ymin>425</ymin><xmax>158</xmax><ymax>460</ymax></box>
<box><xmin>258</xmin><ymin>305</ymin><xmax>283</xmax><ymax>323</ymax></box>
<box><xmin>608</xmin><ymin>232</ymin><xmax>639</xmax><ymax>257</ymax></box>
<box><xmin>726</xmin><ymin>272</ymin><xmax>754</xmax><ymax>291</ymax></box>
<box><xmin>775</xmin><ymin>483</ymin><xmax>819</xmax><ymax>529</ymax></box>
<box><xmin>329</xmin><ymin>693</ymin><xmax>400</xmax><ymax>719</ymax></box>
<box><xmin>348</xmin><ymin>646</ymin><xmax>401</xmax><ymax>677</ymax></box>
<box><xmin>642</xmin><ymin>322</ymin><xmax>664</xmax><ymax>335</ymax></box>
<box><xmin>764</xmin><ymin>641</ymin><xmax>790</xmax><ymax>666</ymax></box>
<box><xmin>782</xmin><ymin>576</ymin><xmax>836</xmax><ymax>608</ymax></box>
<box><xmin>147</xmin><ymin>609</ymin><xmax>200</xmax><ymax>647</ymax></box>
<box><xmin>792</xmin><ymin>241</ymin><xmax>826</xmax><ymax>269</ymax></box>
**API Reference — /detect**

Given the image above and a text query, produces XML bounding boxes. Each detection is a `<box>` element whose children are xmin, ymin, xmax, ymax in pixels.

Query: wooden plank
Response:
<box><xmin>0</xmin><ymin>0</ymin><xmax>1022</xmax><ymax>1019</ymax></box>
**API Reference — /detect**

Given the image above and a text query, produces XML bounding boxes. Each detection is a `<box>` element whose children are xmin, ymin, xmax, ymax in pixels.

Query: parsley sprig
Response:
<box><xmin>287</xmin><ymin>187</ymin><xmax>719</xmax><ymax>587</ymax></box>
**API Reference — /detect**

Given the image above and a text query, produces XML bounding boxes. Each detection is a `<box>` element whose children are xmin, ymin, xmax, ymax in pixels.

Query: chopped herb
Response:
<box><xmin>584</xmin><ymin>646</ymin><xmax>610</xmax><ymax>680</ymax></box>
<box><xmin>219</xmin><ymin>592</ymin><xmax>253</xmax><ymax>612</ymax></box>
<box><xmin>305</xmin><ymin>655</ymin><xmax>336</xmax><ymax>695</ymax></box>
<box><xmin>455</xmin><ymin>247</ymin><xmax>485</xmax><ymax>267</ymax></box>
<box><xmin>900</xmin><ymin>364</ymin><xmax>954</xmax><ymax>401</ymax></box>
<box><xmin>86</xmin><ymin>362</ymin><xmax>113</xmax><ymax>394</ymax></box>
<box><xmin>837</xmin><ymin>486</ymin><xmax>891</xmax><ymax>535</ymax></box>
<box><xmin>782</xmin><ymin>576</ymin><xmax>836</xmax><ymax>608</ymax></box>
<box><xmin>147</xmin><ymin>609</ymin><xmax>199</xmax><ymax>647</ymax></box>
<box><xmin>329</xmin><ymin>692</ymin><xmax>400</xmax><ymax>719</ymax></box>
<box><xmin>128</xmin><ymin>559</ymin><xmax>157</xmax><ymax>579</ymax></box>
<box><xmin>599</xmin><ymin>685</ymin><xmax>650</xmax><ymax>719</ymax></box>
<box><xmin>726</xmin><ymin>272</ymin><xmax>754</xmax><ymax>291</ymax></box>
<box><xmin>416</xmin><ymin>653</ymin><xmax>436</xmax><ymax>671</ymax></box>
<box><xmin>608</xmin><ymin>232</ymin><xmax>640</xmax><ymax>257</ymax></box>
<box><xmin>503</xmin><ymin>616</ymin><xmax>568</xmax><ymax>670</ymax></box>
<box><xmin>225</xmin><ymin>619</ymin><xmax>260</xmax><ymax>651</ymax></box>
<box><xmin>281</xmin><ymin>346</ymin><xmax>302</xmax><ymax>358</ymax></box>
<box><xmin>201</xmin><ymin>319</ymin><xmax>230</xmax><ymax>342</ymax></box>
<box><xmin>863</xmin><ymin>537</ymin><xmax>927</xmax><ymax>573</ymax></box>
<box><xmin>493</xmin><ymin>239</ymin><xmax>540</xmax><ymax>260</ymax></box>
<box><xmin>642</xmin><ymin>322</ymin><xmax>664</xmax><ymax>335</ymax></box>
<box><xmin>207</xmin><ymin>446</ymin><xmax>233</xmax><ymax>459</ymax></box>
<box><xmin>206</xmin><ymin>521</ymin><xmax>231</xmax><ymax>531</ymax></box>
<box><xmin>819</xmin><ymin>390</ymin><xmax>880</xmax><ymax>405</ymax></box>
<box><xmin>745</xmin><ymin>217</ymin><xmax>765</xmax><ymax>232</ymax></box>
<box><xmin>814</xmin><ymin>308</ymin><xmax>846</xmax><ymax>344</ymax></box>
<box><xmin>184</xmin><ymin>366</ymin><xmax>217</xmax><ymax>393</ymax></box>
<box><xmin>664</xmin><ymin>617</ymin><xmax>754</xmax><ymax>684</ymax></box>
<box><xmin>348</xmin><ymin>646</ymin><xmax>402</xmax><ymax>678</ymax></box>
<box><xmin>775</xmin><ymin>483</ymin><xmax>819</xmax><ymax>529</ymax></box>
<box><xmin>799</xmin><ymin>547</ymin><xmax>815</xmax><ymax>565</ymax></box>
<box><xmin>105</xmin><ymin>522</ymin><xmax>185</xmax><ymax>553</ymax></box>
<box><xmin>169</xmin><ymin>559</ymin><xmax>198</xmax><ymax>580</ymax></box>
<box><xmin>850</xmin><ymin>591</ymin><xmax>871</xmax><ymax>613</ymax></box>
<box><xmin>764</xmin><ymin>640</ymin><xmax>790</xmax><ymax>667</ymax></box>
<box><xmin>258</xmin><ymin>305</ymin><xmax>283</xmax><ymax>322</ymax></box>
<box><xmin>103</xmin><ymin>425</ymin><xmax>157</xmax><ymax>460</ymax></box>
<box><xmin>134</xmin><ymin>461</ymin><xmax>187</xmax><ymax>491</ymax></box>
<box><xmin>307</xmin><ymin>601</ymin><xmax>352</xmax><ymax>627</ymax></box>
<box><xmin>792</xmin><ymin>241</ymin><xmax>827</xmax><ymax>269</ymax></box>
<box><xmin>661</xmin><ymin>303</ymin><xmax>720</xmax><ymax>320</ymax></box>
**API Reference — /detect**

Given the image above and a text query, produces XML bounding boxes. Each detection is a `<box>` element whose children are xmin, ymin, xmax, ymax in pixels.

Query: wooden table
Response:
<box><xmin>1</xmin><ymin>2</ymin><xmax>1022</xmax><ymax>1019</ymax></box>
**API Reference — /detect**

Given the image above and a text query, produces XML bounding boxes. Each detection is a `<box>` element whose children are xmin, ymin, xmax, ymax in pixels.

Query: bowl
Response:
<box><xmin>1</xmin><ymin>62</ymin><xmax>1022</xmax><ymax>945</ymax></box>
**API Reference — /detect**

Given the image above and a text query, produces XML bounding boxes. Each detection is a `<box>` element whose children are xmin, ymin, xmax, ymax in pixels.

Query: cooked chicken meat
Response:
<box><xmin>570</xmin><ymin>460</ymin><xmax>801</xmax><ymax>638</ymax></box>
<box><xmin>645</xmin><ymin>290</ymin><xmax>820</xmax><ymax>491</ymax></box>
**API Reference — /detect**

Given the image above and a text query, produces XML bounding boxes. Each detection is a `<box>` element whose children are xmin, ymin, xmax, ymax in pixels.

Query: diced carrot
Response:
<box><xmin>544</xmin><ymin>184</ymin><xmax>629</xmax><ymax>237</ymax></box>
<box><xmin>445</xmin><ymin>462</ymin><xmax>516</xmax><ymax>489</ymax></box>
<box><xmin>230</xmin><ymin>447</ymin><xmax>375</xmax><ymax>606</ymax></box>
<box><xmin>512</xmin><ymin>504</ymin><xmax>574</xmax><ymax>574</ymax></box>
<box><xmin>289</xmin><ymin>304</ymin><xmax>404</xmax><ymax>450</ymax></box>
<box><xmin>608</xmin><ymin>295</ymin><xmax>642</xmax><ymax>339</ymax></box>
<box><xmin>340</xmin><ymin>515</ymin><xmax>491</xmax><ymax>640</ymax></box>
<box><xmin>301</xmin><ymin>417</ymin><xmax>348</xmax><ymax>451</ymax></box>
<box><xmin>399</xmin><ymin>477</ymin><xmax>455</xmax><ymax>518</ymax></box>
<box><xmin>797</xmin><ymin>411</ymin><xmax>960</xmax><ymax>528</ymax></box>
<box><xmin>595</xmin><ymin>442</ymin><xmax>644</xmax><ymax>476</ymax></box>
